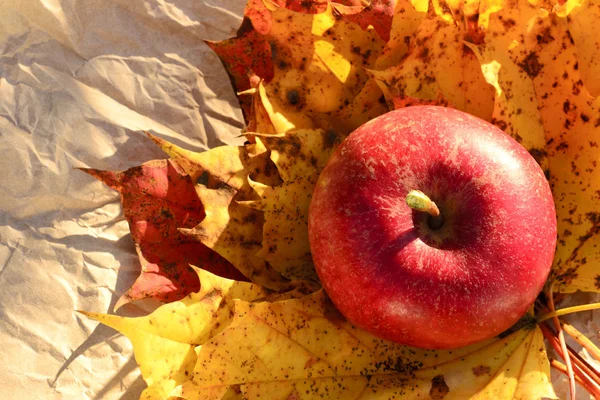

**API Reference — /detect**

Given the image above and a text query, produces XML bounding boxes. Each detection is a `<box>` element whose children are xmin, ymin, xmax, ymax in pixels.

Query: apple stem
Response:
<box><xmin>406</xmin><ymin>190</ymin><xmax>440</xmax><ymax>217</ymax></box>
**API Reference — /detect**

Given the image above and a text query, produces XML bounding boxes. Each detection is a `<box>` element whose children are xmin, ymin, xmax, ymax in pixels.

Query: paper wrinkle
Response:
<box><xmin>1</xmin><ymin>0</ymin><xmax>247</xmax><ymax>398</ymax></box>
<box><xmin>1</xmin><ymin>0</ymin><xmax>598</xmax><ymax>399</ymax></box>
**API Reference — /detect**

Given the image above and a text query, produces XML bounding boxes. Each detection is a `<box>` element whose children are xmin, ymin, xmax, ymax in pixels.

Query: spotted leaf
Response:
<box><xmin>247</xmin><ymin>128</ymin><xmax>343</xmax><ymax>182</ymax></box>
<box><xmin>464</xmin><ymin>1</ymin><xmax>600</xmax><ymax>293</ymax></box>
<box><xmin>82</xmin><ymin>160</ymin><xmax>245</xmax><ymax>308</ymax></box>
<box><xmin>239</xmin><ymin>176</ymin><xmax>319</xmax><ymax>282</ymax></box>
<box><xmin>370</xmin><ymin>5</ymin><xmax>495</xmax><ymax>121</ymax></box>
<box><xmin>80</xmin><ymin>268</ymin><xmax>311</xmax><ymax>400</ymax></box>
<box><xmin>173</xmin><ymin>291</ymin><xmax>555</xmax><ymax>400</ymax></box>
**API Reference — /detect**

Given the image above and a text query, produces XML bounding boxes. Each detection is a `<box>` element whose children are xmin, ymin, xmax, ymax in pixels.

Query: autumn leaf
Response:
<box><xmin>244</xmin><ymin>0</ymin><xmax>329</xmax><ymax>36</ymax></box>
<box><xmin>248</xmin><ymin>128</ymin><xmax>343</xmax><ymax>182</ymax></box>
<box><xmin>147</xmin><ymin>134</ymin><xmax>321</xmax><ymax>294</ymax></box>
<box><xmin>332</xmin><ymin>0</ymin><xmax>395</xmax><ymax>42</ymax></box>
<box><xmin>459</xmin><ymin>0</ymin><xmax>600</xmax><ymax>293</ymax></box>
<box><xmin>562</xmin><ymin>0</ymin><xmax>600</xmax><ymax>97</ymax></box>
<box><xmin>239</xmin><ymin>175</ymin><xmax>318</xmax><ymax>282</ymax></box>
<box><xmin>82</xmin><ymin>160</ymin><xmax>246</xmax><ymax>308</ymax></box>
<box><xmin>212</xmin><ymin>1</ymin><xmax>390</xmax><ymax>134</ymax></box>
<box><xmin>205</xmin><ymin>18</ymin><xmax>274</xmax><ymax>122</ymax></box>
<box><xmin>370</xmin><ymin>3</ymin><xmax>495</xmax><ymax>121</ymax></box>
<box><xmin>173</xmin><ymin>291</ymin><xmax>556</xmax><ymax>399</ymax></box>
<box><xmin>374</xmin><ymin>0</ymin><xmax>428</xmax><ymax>70</ymax></box>
<box><xmin>236</xmin><ymin>129</ymin><xmax>345</xmax><ymax>282</ymax></box>
<box><xmin>144</xmin><ymin>134</ymin><xmax>297</xmax><ymax>289</ymax></box>
<box><xmin>79</xmin><ymin>268</ymin><xmax>312</xmax><ymax>400</ymax></box>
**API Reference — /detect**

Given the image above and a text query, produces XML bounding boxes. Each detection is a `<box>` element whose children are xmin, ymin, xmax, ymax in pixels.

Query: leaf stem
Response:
<box><xmin>550</xmin><ymin>359</ymin><xmax>600</xmax><ymax>398</ymax></box>
<box><xmin>565</xmin><ymin>341</ymin><xmax>600</xmax><ymax>388</ymax></box>
<box><xmin>547</xmin><ymin>286</ymin><xmax>577</xmax><ymax>400</ymax></box>
<box><xmin>562</xmin><ymin>322</ymin><xmax>600</xmax><ymax>363</ymax></box>
<box><xmin>541</xmin><ymin>324</ymin><xmax>579</xmax><ymax>398</ymax></box>
<box><xmin>538</xmin><ymin>302</ymin><xmax>600</xmax><ymax>322</ymax></box>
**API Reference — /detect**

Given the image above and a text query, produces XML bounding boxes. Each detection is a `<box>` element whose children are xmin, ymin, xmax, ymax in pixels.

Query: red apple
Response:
<box><xmin>308</xmin><ymin>106</ymin><xmax>556</xmax><ymax>349</ymax></box>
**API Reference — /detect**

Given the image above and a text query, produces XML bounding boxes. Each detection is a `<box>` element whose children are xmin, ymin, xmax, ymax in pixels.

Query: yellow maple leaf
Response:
<box><xmin>236</xmin><ymin>129</ymin><xmax>345</xmax><ymax>281</ymax></box>
<box><xmin>172</xmin><ymin>291</ymin><xmax>556</xmax><ymax>400</ymax></box>
<box><xmin>146</xmin><ymin>134</ymin><xmax>295</xmax><ymax>290</ymax></box>
<box><xmin>79</xmin><ymin>268</ymin><xmax>307</xmax><ymax>400</ymax></box>
<box><xmin>375</xmin><ymin>0</ymin><xmax>428</xmax><ymax>70</ymax></box>
<box><xmin>248</xmin><ymin>129</ymin><xmax>343</xmax><ymax>182</ymax></box>
<box><xmin>370</xmin><ymin>3</ymin><xmax>496</xmax><ymax>121</ymax></box>
<box><xmin>239</xmin><ymin>175</ymin><xmax>318</xmax><ymax>282</ymax></box>
<box><xmin>561</xmin><ymin>0</ymin><xmax>600</xmax><ymax>97</ymax></box>
<box><xmin>249</xmin><ymin>3</ymin><xmax>389</xmax><ymax>134</ymax></box>
<box><xmin>460</xmin><ymin>1</ymin><xmax>600</xmax><ymax>293</ymax></box>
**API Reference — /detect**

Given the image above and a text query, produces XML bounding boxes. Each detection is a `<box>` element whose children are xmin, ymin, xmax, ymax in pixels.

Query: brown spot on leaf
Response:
<box><xmin>286</xmin><ymin>89</ymin><xmax>300</xmax><ymax>106</ymax></box>
<box><xmin>419</xmin><ymin>47</ymin><xmax>430</xmax><ymax>62</ymax></box>
<box><xmin>491</xmin><ymin>118</ymin><xmax>508</xmax><ymax>131</ymax></box>
<box><xmin>323</xmin><ymin>130</ymin><xmax>339</xmax><ymax>148</ymax></box>
<box><xmin>473</xmin><ymin>365</ymin><xmax>492</xmax><ymax>376</ymax></box>
<box><xmin>430</xmin><ymin>375</ymin><xmax>450</xmax><ymax>399</ymax></box>
<box><xmin>518</xmin><ymin>52</ymin><xmax>544</xmax><ymax>78</ymax></box>
<box><xmin>499</xmin><ymin>16</ymin><xmax>516</xmax><ymax>29</ymax></box>
<box><xmin>528</xmin><ymin>148</ymin><xmax>547</xmax><ymax>166</ymax></box>
<box><xmin>536</xmin><ymin>28</ymin><xmax>555</xmax><ymax>44</ymax></box>
<box><xmin>556</xmin><ymin>267</ymin><xmax>579</xmax><ymax>286</ymax></box>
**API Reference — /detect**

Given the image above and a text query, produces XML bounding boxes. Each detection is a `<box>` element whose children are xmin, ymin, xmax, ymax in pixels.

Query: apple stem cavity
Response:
<box><xmin>406</xmin><ymin>190</ymin><xmax>444</xmax><ymax>230</ymax></box>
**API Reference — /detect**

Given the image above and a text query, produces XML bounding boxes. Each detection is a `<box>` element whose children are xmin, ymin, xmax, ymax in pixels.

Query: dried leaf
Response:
<box><xmin>147</xmin><ymin>133</ymin><xmax>281</xmax><ymax>194</ymax></box>
<box><xmin>330</xmin><ymin>77</ymin><xmax>391</xmax><ymax>134</ymax></box>
<box><xmin>239</xmin><ymin>176</ymin><xmax>318</xmax><ymax>282</ymax></box>
<box><xmin>174</xmin><ymin>292</ymin><xmax>556</xmax><ymax>399</ymax></box>
<box><xmin>147</xmin><ymin>134</ymin><xmax>299</xmax><ymax>291</ymax></box>
<box><xmin>82</xmin><ymin>160</ymin><xmax>245</xmax><ymax>308</ymax></box>
<box><xmin>244</xmin><ymin>0</ymin><xmax>329</xmax><ymax>35</ymax></box>
<box><xmin>463</xmin><ymin>1</ymin><xmax>600</xmax><ymax>293</ymax></box>
<box><xmin>80</xmin><ymin>268</ymin><xmax>311</xmax><ymax>400</ymax></box>
<box><xmin>559</xmin><ymin>0</ymin><xmax>600</xmax><ymax>96</ymax></box>
<box><xmin>254</xmin><ymin>3</ymin><xmax>387</xmax><ymax>133</ymax></box>
<box><xmin>241</xmin><ymin>129</ymin><xmax>345</xmax><ymax>283</ymax></box>
<box><xmin>246</xmin><ymin>85</ymin><xmax>279</xmax><ymax>134</ymax></box>
<box><xmin>248</xmin><ymin>128</ymin><xmax>343</xmax><ymax>182</ymax></box>
<box><xmin>210</xmin><ymin>1</ymin><xmax>391</xmax><ymax>133</ymax></box>
<box><xmin>374</xmin><ymin>0</ymin><xmax>428</xmax><ymax>70</ymax></box>
<box><xmin>205</xmin><ymin>19</ymin><xmax>274</xmax><ymax>120</ymax></box>
<box><xmin>184</xmin><ymin>185</ymin><xmax>292</xmax><ymax>291</ymax></box>
<box><xmin>332</xmin><ymin>0</ymin><xmax>395</xmax><ymax>42</ymax></box>
<box><xmin>370</xmin><ymin>5</ymin><xmax>495</xmax><ymax>121</ymax></box>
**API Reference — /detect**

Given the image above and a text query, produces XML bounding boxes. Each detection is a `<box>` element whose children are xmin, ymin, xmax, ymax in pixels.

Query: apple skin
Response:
<box><xmin>308</xmin><ymin>106</ymin><xmax>557</xmax><ymax>349</ymax></box>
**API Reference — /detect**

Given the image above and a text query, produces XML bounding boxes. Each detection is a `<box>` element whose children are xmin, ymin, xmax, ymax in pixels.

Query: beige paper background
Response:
<box><xmin>1</xmin><ymin>1</ymin><xmax>599</xmax><ymax>399</ymax></box>
<box><xmin>0</xmin><ymin>0</ymin><xmax>246</xmax><ymax>398</ymax></box>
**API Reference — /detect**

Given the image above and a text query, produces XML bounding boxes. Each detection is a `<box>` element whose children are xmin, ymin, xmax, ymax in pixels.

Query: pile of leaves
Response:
<box><xmin>80</xmin><ymin>0</ymin><xmax>600</xmax><ymax>398</ymax></box>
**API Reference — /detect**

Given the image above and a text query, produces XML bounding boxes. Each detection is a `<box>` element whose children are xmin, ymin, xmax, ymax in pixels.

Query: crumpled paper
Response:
<box><xmin>1</xmin><ymin>1</ymin><xmax>599</xmax><ymax>399</ymax></box>
<box><xmin>0</xmin><ymin>1</ymin><xmax>245</xmax><ymax>398</ymax></box>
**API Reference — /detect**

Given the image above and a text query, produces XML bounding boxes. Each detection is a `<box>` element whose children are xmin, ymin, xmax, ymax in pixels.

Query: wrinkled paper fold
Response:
<box><xmin>0</xmin><ymin>1</ymin><xmax>245</xmax><ymax>398</ymax></box>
